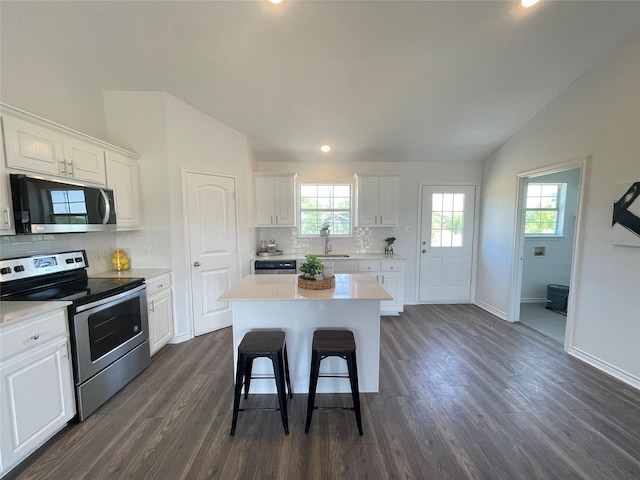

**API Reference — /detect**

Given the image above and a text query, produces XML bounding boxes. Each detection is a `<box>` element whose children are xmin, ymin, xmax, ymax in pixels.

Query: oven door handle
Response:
<box><xmin>75</xmin><ymin>284</ymin><xmax>146</xmax><ymax>313</ymax></box>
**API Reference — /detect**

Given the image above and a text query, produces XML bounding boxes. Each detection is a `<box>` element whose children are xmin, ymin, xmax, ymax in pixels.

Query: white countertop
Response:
<box><xmin>251</xmin><ymin>252</ymin><xmax>406</xmax><ymax>261</ymax></box>
<box><xmin>1</xmin><ymin>301</ymin><xmax>72</xmax><ymax>325</ymax></box>
<box><xmin>90</xmin><ymin>268</ymin><xmax>171</xmax><ymax>279</ymax></box>
<box><xmin>219</xmin><ymin>273</ymin><xmax>392</xmax><ymax>301</ymax></box>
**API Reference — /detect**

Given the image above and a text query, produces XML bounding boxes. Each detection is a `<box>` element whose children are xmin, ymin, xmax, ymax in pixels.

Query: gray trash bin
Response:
<box><xmin>546</xmin><ymin>284</ymin><xmax>569</xmax><ymax>312</ymax></box>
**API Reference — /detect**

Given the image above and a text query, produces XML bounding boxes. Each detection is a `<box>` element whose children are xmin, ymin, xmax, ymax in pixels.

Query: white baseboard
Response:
<box><xmin>474</xmin><ymin>300</ymin><xmax>509</xmax><ymax>321</ymax></box>
<box><xmin>568</xmin><ymin>346</ymin><xmax>640</xmax><ymax>391</ymax></box>
<box><xmin>168</xmin><ymin>333</ymin><xmax>192</xmax><ymax>345</ymax></box>
<box><xmin>521</xmin><ymin>298</ymin><xmax>547</xmax><ymax>304</ymax></box>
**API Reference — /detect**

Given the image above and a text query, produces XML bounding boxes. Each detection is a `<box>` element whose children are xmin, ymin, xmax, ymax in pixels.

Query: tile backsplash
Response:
<box><xmin>0</xmin><ymin>229</ymin><xmax>172</xmax><ymax>275</ymax></box>
<box><xmin>1</xmin><ymin>232</ymin><xmax>116</xmax><ymax>275</ymax></box>
<box><xmin>257</xmin><ymin>227</ymin><xmax>396</xmax><ymax>255</ymax></box>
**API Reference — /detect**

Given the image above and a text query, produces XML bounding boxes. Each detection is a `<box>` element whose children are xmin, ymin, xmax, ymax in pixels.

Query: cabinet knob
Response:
<box><xmin>193</xmin><ymin>262</ymin><xmax>201</xmax><ymax>267</ymax></box>
<box><xmin>30</xmin><ymin>334</ymin><xmax>40</xmax><ymax>340</ymax></box>
<box><xmin>422</xmin><ymin>249</ymin><xmax>426</xmax><ymax>253</ymax></box>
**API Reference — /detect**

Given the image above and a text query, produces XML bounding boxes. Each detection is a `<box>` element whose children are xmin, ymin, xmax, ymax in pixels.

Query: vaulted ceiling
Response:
<box><xmin>1</xmin><ymin>1</ymin><xmax>638</xmax><ymax>163</ymax></box>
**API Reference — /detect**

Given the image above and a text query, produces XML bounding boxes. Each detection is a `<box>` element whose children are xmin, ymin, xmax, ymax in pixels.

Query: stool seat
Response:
<box><xmin>310</xmin><ymin>330</ymin><xmax>356</xmax><ymax>352</ymax></box>
<box><xmin>305</xmin><ymin>329</ymin><xmax>363</xmax><ymax>435</ymax></box>
<box><xmin>239</xmin><ymin>330</ymin><xmax>287</xmax><ymax>355</ymax></box>
<box><xmin>231</xmin><ymin>330</ymin><xmax>292</xmax><ymax>436</ymax></box>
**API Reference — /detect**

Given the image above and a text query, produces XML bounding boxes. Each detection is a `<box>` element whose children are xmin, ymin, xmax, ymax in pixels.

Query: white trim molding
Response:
<box><xmin>568</xmin><ymin>346</ymin><xmax>640</xmax><ymax>391</ymax></box>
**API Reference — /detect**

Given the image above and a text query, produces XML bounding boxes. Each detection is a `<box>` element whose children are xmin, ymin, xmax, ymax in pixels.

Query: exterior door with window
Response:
<box><xmin>419</xmin><ymin>185</ymin><xmax>475</xmax><ymax>303</ymax></box>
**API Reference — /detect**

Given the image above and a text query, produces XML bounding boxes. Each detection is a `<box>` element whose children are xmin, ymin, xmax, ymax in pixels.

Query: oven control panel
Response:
<box><xmin>0</xmin><ymin>250</ymin><xmax>88</xmax><ymax>282</ymax></box>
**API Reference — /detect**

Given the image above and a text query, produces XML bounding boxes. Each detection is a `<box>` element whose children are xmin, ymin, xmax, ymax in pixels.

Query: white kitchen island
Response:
<box><xmin>218</xmin><ymin>274</ymin><xmax>392</xmax><ymax>394</ymax></box>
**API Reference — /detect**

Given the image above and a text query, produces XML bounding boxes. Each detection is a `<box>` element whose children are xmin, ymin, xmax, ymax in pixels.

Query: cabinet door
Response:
<box><xmin>378</xmin><ymin>176</ymin><xmax>400</xmax><ymax>225</ymax></box>
<box><xmin>105</xmin><ymin>151</ymin><xmax>141</xmax><ymax>230</ymax></box>
<box><xmin>62</xmin><ymin>136</ymin><xmax>106</xmax><ymax>185</ymax></box>
<box><xmin>381</xmin><ymin>272</ymin><xmax>404</xmax><ymax>315</ymax></box>
<box><xmin>2</xmin><ymin>115</ymin><xmax>65</xmax><ymax>177</ymax></box>
<box><xmin>0</xmin><ymin>127</ymin><xmax>15</xmax><ymax>235</ymax></box>
<box><xmin>356</xmin><ymin>175</ymin><xmax>400</xmax><ymax>226</ymax></box>
<box><xmin>148</xmin><ymin>290</ymin><xmax>174</xmax><ymax>356</ymax></box>
<box><xmin>254</xmin><ymin>175</ymin><xmax>275</xmax><ymax>226</ymax></box>
<box><xmin>273</xmin><ymin>176</ymin><xmax>295</xmax><ymax>226</ymax></box>
<box><xmin>357</xmin><ymin>176</ymin><xmax>380</xmax><ymax>226</ymax></box>
<box><xmin>0</xmin><ymin>337</ymin><xmax>75</xmax><ymax>471</ymax></box>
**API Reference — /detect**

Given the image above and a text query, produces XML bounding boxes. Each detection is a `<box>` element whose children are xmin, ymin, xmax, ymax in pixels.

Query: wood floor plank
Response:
<box><xmin>5</xmin><ymin>305</ymin><xmax>640</xmax><ymax>480</ymax></box>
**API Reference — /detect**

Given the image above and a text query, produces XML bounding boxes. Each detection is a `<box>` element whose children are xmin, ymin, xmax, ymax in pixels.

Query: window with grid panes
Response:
<box><xmin>525</xmin><ymin>183</ymin><xmax>566</xmax><ymax>235</ymax></box>
<box><xmin>299</xmin><ymin>184</ymin><xmax>351</xmax><ymax>236</ymax></box>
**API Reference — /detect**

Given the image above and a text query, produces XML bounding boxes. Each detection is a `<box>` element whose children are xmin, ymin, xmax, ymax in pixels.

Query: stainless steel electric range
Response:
<box><xmin>0</xmin><ymin>250</ymin><xmax>149</xmax><ymax>421</ymax></box>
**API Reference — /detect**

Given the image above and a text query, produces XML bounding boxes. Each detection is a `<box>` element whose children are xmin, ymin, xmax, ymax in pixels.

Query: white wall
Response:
<box><xmin>104</xmin><ymin>91</ymin><xmax>253</xmax><ymax>342</ymax></box>
<box><xmin>521</xmin><ymin>168</ymin><xmax>580</xmax><ymax>302</ymax></box>
<box><xmin>255</xmin><ymin>161</ymin><xmax>483</xmax><ymax>304</ymax></box>
<box><xmin>477</xmin><ymin>29</ymin><xmax>640</xmax><ymax>387</ymax></box>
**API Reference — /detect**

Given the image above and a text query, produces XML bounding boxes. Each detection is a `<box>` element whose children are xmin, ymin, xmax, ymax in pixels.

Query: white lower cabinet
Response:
<box><xmin>358</xmin><ymin>260</ymin><xmax>405</xmax><ymax>315</ymax></box>
<box><xmin>146</xmin><ymin>273</ymin><xmax>174</xmax><ymax>356</ymax></box>
<box><xmin>0</xmin><ymin>308</ymin><xmax>75</xmax><ymax>478</ymax></box>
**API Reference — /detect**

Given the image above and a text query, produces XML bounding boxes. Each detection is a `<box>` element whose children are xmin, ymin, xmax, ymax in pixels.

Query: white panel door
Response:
<box><xmin>186</xmin><ymin>172</ymin><xmax>238</xmax><ymax>335</ymax></box>
<box><xmin>419</xmin><ymin>185</ymin><xmax>475</xmax><ymax>303</ymax></box>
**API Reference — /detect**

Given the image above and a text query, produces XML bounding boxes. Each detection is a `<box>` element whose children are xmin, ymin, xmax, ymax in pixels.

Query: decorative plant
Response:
<box><xmin>385</xmin><ymin>237</ymin><xmax>396</xmax><ymax>246</ymax></box>
<box><xmin>299</xmin><ymin>254</ymin><xmax>324</xmax><ymax>278</ymax></box>
<box><xmin>320</xmin><ymin>223</ymin><xmax>330</xmax><ymax>231</ymax></box>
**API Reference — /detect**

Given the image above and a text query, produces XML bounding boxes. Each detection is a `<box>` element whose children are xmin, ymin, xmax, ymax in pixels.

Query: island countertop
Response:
<box><xmin>219</xmin><ymin>273</ymin><xmax>392</xmax><ymax>301</ymax></box>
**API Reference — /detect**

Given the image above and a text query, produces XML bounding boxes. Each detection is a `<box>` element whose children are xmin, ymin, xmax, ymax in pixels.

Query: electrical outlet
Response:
<box><xmin>403</xmin><ymin>226</ymin><xmax>413</xmax><ymax>234</ymax></box>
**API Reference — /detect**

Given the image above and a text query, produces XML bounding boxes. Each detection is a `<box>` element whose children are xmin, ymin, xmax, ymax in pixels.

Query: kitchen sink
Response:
<box><xmin>315</xmin><ymin>254</ymin><xmax>350</xmax><ymax>258</ymax></box>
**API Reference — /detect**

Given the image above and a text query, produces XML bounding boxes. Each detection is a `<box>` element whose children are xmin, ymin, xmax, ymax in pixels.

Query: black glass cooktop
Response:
<box><xmin>5</xmin><ymin>276</ymin><xmax>144</xmax><ymax>307</ymax></box>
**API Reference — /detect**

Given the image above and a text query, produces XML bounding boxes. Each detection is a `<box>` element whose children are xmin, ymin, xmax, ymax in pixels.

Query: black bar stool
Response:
<box><xmin>305</xmin><ymin>329</ymin><xmax>363</xmax><ymax>435</ymax></box>
<box><xmin>230</xmin><ymin>330</ymin><xmax>293</xmax><ymax>436</ymax></box>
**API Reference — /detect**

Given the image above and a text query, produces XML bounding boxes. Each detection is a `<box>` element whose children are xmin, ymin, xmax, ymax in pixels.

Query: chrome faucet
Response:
<box><xmin>324</xmin><ymin>236</ymin><xmax>331</xmax><ymax>255</ymax></box>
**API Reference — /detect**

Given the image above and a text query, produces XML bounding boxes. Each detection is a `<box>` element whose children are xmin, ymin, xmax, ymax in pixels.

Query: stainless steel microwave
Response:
<box><xmin>10</xmin><ymin>174</ymin><xmax>117</xmax><ymax>234</ymax></box>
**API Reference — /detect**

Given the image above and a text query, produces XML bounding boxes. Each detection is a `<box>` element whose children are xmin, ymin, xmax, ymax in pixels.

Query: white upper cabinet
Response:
<box><xmin>254</xmin><ymin>173</ymin><xmax>296</xmax><ymax>227</ymax></box>
<box><xmin>105</xmin><ymin>150</ymin><xmax>142</xmax><ymax>230</ymax></box>
<box><xmin>2</xmin><ymin>109</ymin><xmax>107</xmax><ymax>186</ymax></box>
<box><xmin>0</xmin><ymin>126</ymin><xmax>15</xmax><ymax>235</ymax></box>
<box><xmin>355</xmin><ymin>174</ymin><xmax>400</xmax><ymax>226</ymax></box>
<box><xmin>2</xmin><ymin>115</ymin><xmax>64</xmax><ymax>177</ymax></box>
<box><xmin>61</xmin><ymin>136</ymin><xmax>106</xmax><ymax>185</ymax></box>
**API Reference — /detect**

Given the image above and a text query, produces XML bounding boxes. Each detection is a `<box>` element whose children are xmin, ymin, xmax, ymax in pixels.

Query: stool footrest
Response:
<box><xmin>314</xmin><ymin>406</ymin><xmax>355</xmax><ymax>411</ymax></box>
<box><xmin>239</xmin><ymin>407</ymin><xmax>282</xmax><ymax>412</ymax></box>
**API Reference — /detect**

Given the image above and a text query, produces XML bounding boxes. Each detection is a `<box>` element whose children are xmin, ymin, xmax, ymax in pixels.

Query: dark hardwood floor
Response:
<box><xmin>6</xmin><ymin>304</ymin><xmax>640</xmax><ymax>479</ymax></box>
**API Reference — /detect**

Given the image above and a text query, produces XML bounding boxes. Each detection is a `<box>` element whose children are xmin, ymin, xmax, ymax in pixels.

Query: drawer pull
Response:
<box><xmin>157</xmin><ymin>284</ymin><xmax>163</xmax><ymax>289</ymax></box>
<box><xmin>30</xmin><ymin>334</ymin><xmax>40</xmax><ymax>340</ymax></box>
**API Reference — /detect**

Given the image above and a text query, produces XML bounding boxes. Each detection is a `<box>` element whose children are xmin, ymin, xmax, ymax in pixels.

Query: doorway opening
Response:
<box><xmin>510</xmin><ymin>158</ymin><xmax>588</xmax><ymax>348</ymax></box>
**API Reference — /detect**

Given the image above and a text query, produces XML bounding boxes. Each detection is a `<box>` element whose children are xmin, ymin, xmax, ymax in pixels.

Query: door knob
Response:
<box><xmin>193</xmin><ymin>261</ymin><xmax>201</xmax><ymax>267</ymax></box>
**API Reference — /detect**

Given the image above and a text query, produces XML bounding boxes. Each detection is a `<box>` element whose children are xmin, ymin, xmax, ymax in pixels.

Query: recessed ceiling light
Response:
<box><xmin>320</xmin><ymin>145</ymin><xmax>332</xmax><ymax>153</ymax></box>
<box><xmin>269</xmin><ymin>0</ymin><xmax>282</xmax><ymax>4</ymax></box>
<box><xmin>521</xmin><ymin>0</ymin><xmax>539</xmax><ymax>7</ymax></box>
